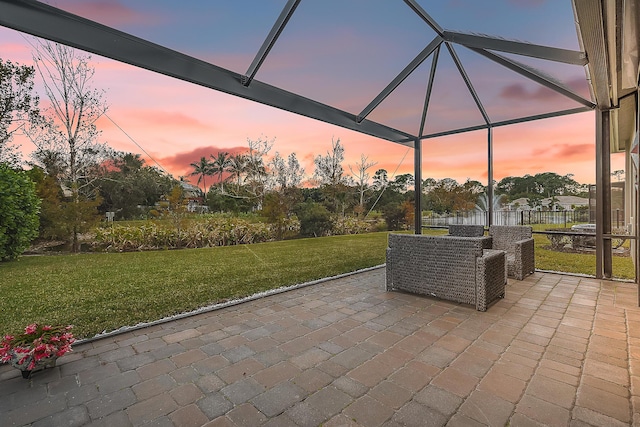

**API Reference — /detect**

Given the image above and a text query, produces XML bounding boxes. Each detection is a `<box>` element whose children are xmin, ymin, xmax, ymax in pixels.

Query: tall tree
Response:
<box><xmin>190</xmin><ymin>156</ymin><xmax>212</xmax><ymax>200</ymax></box>
<box><xmin>314</xmin><ymin>138</ymin><xmax>350</xmax><ymax>213</ymax></box>
<box><xmin>25</xmin><ymin>166</ymin><xmax>66</xmax><ymax>240</ymax></box>
<box><xmin>271</xmin><ymin>151</ymin><xmax>305</xmax><ymax>191</ymax></box>
<box><xmin>99</xmin><ymin>152</ymin><xmax>175</xmax><ymax>219</ymax></box>
<box><xmin>210</xmin><ymin>151</ymin><xmax>231</xmax><ymax>193</ymax></box>
<box><xmin>314</xmin><ymin>137</ymin><xmax>345</xmax><ymax>187</ymax></box>
<box><xmin>372</xmin><ymin>169</ymin><xmax>389</xmax><ymax>192</ymax></box>
<box><xmin>228</xmin><ymin>152</ymin><xmax>249</xmax><ymax>192</ymax></box>
<box><xmin>349</xmin><ymin>154</ymin><xmax>377</xmax><ymax>216</ymax></box>
<box><xmin>244</xmin><ymin>136</ymin><xmax>274</xmax><ymax>206</ymax></box>
<box><xmin>0</xmin><ymin>59</ymin><xmax>40</xmax><ymax>166</ymax></box>
<box><xmin>27</xmin><ymin>40</ymin><xmax>108</xmax><ymax>252</ymax></box>
<box><xmin>424</xmin><ymin>178</ymin><xmax>478</xmax><ymax>214</ymax></box>
<box><xmin>496</xmin><ymin>172</ymin><xmax>586</xmax><ymax>201</ymax></box>
<box><xmin>390</xmin><ymin>173</ymin><xmax>415</xmax><ymax>193</ymax></box>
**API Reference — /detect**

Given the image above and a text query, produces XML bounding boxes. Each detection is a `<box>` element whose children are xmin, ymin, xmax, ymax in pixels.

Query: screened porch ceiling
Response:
<box><xmin>2</xmin><ymin>0</ymin><xmax>628</xmax><ymax>150</ymax></box>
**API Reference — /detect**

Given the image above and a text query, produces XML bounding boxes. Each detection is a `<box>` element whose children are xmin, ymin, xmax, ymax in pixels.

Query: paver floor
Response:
<box><xmin>1</xmin><ymin>268</ymin><xmax>639</xmax><ymax>426</ymax></box>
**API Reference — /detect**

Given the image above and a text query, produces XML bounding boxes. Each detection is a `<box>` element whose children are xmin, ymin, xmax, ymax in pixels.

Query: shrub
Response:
<box><xmin>93</xmin><ymin>216</ymin><xmax>277</xmax><ymax>252</ymax></box>
<box><xmin>382</xmin><ymin>203</ymin><xmax>405</xmax><ymax>230</ymax></box>
<box><xmin>332</xmin><ymin>216</ymin><xmax>381</xmax><ymax>235</ymax></box>
<box><xmin>296</xmin><ymin>202</ymin><xmax>333</xmax><ymax>237</ymax></box>
<box><xmin>0</xmin><ymin>164</ymin><xmax>40</xmax><ymax>261</ymax></box>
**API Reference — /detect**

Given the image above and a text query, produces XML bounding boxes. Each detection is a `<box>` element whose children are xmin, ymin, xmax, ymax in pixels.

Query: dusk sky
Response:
<box><xmin>1</xmin><ymin>0</ymin><xmax>626</xmax><ymax>186</ymax></box>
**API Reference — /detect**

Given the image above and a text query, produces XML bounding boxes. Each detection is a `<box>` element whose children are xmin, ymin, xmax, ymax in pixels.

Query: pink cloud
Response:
<box><xmin>500</xmin><ymin>83</ymin><xmax>560</xmax><ymax>101</ymax></box>
<box><xmin>499</xmin><ymin>76</ymin><xmax>591</xmax><ymax>105</ymax></box>
<box><xmin>531</xmin><ymin>143</ymin><xmax>592</xmax><ymax>160</ymax></box>
<box><xmin>157</xmin><ymin>145</ymin><xmax>247</xmax><ymax>182</ymax></box>
<box><xmin>126</xmin><ymin>110</ymin><xmax>214</xmax><ymax>132</ymax></box>
<box><xmin>0</xmin><ymin>41</ymin><xmax>34</xmax><ymax>60</ymax></box>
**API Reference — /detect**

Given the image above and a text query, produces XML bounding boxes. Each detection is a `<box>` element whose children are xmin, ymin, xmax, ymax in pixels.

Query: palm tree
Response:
<box><xmin>190</xmin><ymin>156</ymin><xmax>212</xmax><ymax>200</ymax></box>
<box><xmin>228</xmin><ymin>153</ymin><xmax>249</xmax><ymax>192</ymax></box>
<box><xmin>211</xmin><ymin>151</ymin><xmax>231</xmax><ymax>193</ymax></box>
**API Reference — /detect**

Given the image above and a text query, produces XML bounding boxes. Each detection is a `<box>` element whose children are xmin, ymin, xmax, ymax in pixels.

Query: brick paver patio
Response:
<box><xmin>1</xmin><ymin>268</ymin><xmax>639</xmax><ymax>426</ymax></box>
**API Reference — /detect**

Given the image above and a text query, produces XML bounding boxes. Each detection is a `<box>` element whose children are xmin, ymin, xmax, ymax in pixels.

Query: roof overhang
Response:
<box><xmin>574</xmin><ymin>0</ymin><xmax>640</xmax><ymax>152</ymax></box>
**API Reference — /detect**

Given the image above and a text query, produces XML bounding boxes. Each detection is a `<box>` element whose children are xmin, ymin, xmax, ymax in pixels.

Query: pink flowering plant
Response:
<box><xmin>0</xmin><ymin>323</ymin><xmax>75</xmax><ymax>371</ymax></box>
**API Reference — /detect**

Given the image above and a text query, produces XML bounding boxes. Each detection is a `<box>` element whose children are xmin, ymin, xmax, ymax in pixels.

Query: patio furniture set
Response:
<box><xmin>386</xmin><ymin>225</ymin><xmax>534</xmax><ymax>311</ymax></box>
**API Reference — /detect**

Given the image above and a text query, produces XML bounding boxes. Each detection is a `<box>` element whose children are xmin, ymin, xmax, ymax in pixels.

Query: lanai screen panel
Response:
<box><xmin>419</xmin><ymin>0</ymin><xmax>581</xmax><ymax>51</ymax></box>
<box><xmin>255</xmin><ymin>0</ymin><xmax>438</xmax><ymax>115</ymax></box>
<box><xmin>2</xmin><ymin>0</ymin><xmax>595</xmax><ymax>144</ymax></box>
<box><xmin>44</xmin><ymin>0</ymin><xmax>287</xmax><ymax>75</ymax></box>
<box><xmin>455</xmin><ymin>47</ymin><xmax>591</xmax><ymax>126</ymax></box>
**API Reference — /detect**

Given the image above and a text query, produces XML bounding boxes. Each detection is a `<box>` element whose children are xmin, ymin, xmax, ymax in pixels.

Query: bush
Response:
<box><xmin>332</xmin><ymin>216</ymin><xmax>382</xmax><ymax>235</ymax></box>
<box><xmin>296</xmin><ymin>202</ymin><xmax>333</xmax><ymax>237</ymax></box>
<box><xmin>382</xmin><ymin>201</ymin><xmax>415</xmax><ymax>231</ymax></box>
<box><xmin>0</xmin><ymin>164</ymin><xmax>40</xmax><ymax>261</ymax></box>
<box><xmin>382</xmin><ymin>203</ymin><xmax>405</xmax><ymax>230</ymax></box>
<box><xmin>93</xmin><ymin>217</ymin><xmax>276</xmax><ymax>252</ymax></box>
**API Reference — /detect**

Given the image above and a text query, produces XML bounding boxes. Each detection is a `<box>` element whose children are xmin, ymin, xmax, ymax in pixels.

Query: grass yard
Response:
<box><xmin>533</xmin><ymin>232</ymin><xmax>635</xmax><ymax>279</ymax></box>
<box><xmin>1</xmin><ymin>228</ymin><xmax>633</xmax><ymax>340</ymax></box>
<box><xmin>0</xmin><ymin>233</ymin><xmax>390</xmax><ymax>339</ymax></box>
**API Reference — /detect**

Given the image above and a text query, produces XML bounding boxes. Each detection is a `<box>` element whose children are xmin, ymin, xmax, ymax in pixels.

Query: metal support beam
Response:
<box><xmin>0</xmin><ymin>0</ymin><xmax>416</xmax><ymax>144</ymax></box>
<box><xmin>469</xmin><ymin>48</ymin><xmax>596</xmax><ymax>109</ymax></box>
<box><xmin>402</xmin><ymin>0</ymin><xmax>444</xmax><ymax>36</ymax></box>
<box><xmin>419</xmin><ymin>45</ymin><xmax>440</xmax><ymax>137</ymax></box>
<box><xmin>487</xmin><ymin>126</ymin><xmax>494</xmax><ymax>227</ymax></box>
<box><xmin>446</xmin><ymin>43</ymin><xmax>491</xmax><ymax>125</ymax></box>
<box><xmin>444</xmin><ymin>31</ymin><xmax>587</xmax><ymax>65</ymax></box>
<box><xmin>242</xmin><ymin>0</ymin><xmax>301</xmax><ymax>86</ymax></box>
<box><xmin>421</xmin><ymin>107</ymin><xmax>593</xmax><ymax>139</ymax></box>
<box><xmin>414</xmin><ymin>138</ymin><xmax>423</xmax><ymax>234</ymax></box>
<box><xmin>357</xmin><ymin>36</ymin><xmax>442</xmax><ymax>123</ymax></box>
<box><xmin>595</xmin><ymin>109</ymin><xmax>613</xmax><ymax>278</ymax></box>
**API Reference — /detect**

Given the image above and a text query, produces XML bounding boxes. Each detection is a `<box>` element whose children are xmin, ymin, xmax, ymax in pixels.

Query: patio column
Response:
<box><xmin>595</xmin><ymin>108</ymin><xmax>613</xmax><ymax>279</ymax></box>
<box><xmin>636</xmin><ymin>141</ymin><xmax>640</xmax><ymax>305</ymax></box>
<box><xmin>635</xmin><ymin>89</ymin><xmax>640</xmax><ymax>306</ymax></box>
<box><xmin>487</xmin><ymin>126</ymin><xmax>494</xmax><ymax>227</ymax></box>
<box><xmin>414</xmin><ymin>137</ymin><xmax>422</xmax><ymax>234</ymax></box>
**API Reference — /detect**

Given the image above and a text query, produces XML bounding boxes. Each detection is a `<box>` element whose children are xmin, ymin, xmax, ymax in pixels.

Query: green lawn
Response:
<box><xmin>533</xmin><ymin>232</ymin><xmax>634</xmax><ymax>279</ymax></box>
<box><xmin>1</xmin><ymin>228</ymin><xmax>633</xmax><ymax>340</ymax></box>
<box><xmin>0</xmin><ymin>233</ymin><xmax>390</xmax><ymax>339</ymax></box>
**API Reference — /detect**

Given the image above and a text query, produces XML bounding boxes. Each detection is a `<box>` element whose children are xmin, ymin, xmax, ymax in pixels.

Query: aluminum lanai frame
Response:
<box><xmin>0</xmin><ymin>0</ymin><xmax>637</xmax><ymax>285</ymax></box>
<box><xmin>573</xmin><ymin>0</ymin><xmax>640</xmax><ymax>285</ymax></box>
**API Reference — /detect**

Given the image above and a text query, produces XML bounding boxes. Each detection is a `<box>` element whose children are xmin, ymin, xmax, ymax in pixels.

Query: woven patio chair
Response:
<box><xmin>489</xmin><ymin>225</ymin><xmax>535</xmax><ymax>280</ymax></box>
<box><xmin>448</xmin><ymin>224</ymin><xmax>485</xmax><ymax>237</ymax></box>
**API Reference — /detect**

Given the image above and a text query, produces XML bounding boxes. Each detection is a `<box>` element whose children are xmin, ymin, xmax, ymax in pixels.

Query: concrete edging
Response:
<box><xmin>76</xmin><ymin>264</ymin><xmax>386</xmax><ymax>345</ymax></box>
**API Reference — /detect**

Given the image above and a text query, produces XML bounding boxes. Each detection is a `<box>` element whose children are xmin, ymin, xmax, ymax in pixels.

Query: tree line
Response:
<box><xmin>0</xmin><ymin>41</ymin><xmax>593</xmax><ymax>259</ymax></box>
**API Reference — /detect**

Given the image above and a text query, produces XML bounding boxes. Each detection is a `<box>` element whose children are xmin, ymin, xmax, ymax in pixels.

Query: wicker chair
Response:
<box><xmin>386</xmin><ymin>234</ymin><xmax>506</xmax><ymax>311</ymax></box>
<box><xmin>489</xmin><ymin>225</ymin><xmax>535</xmax><ymax>280</ymax></box>
<box><xmin>448</xmin><ymin>224</ymin><xmax>485</xmax><ymax>237</ymax></box>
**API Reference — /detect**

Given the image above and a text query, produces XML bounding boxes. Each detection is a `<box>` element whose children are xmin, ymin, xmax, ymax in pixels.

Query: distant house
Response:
<box><xmin>179</xmin><ymin>181</ymin><xmax>208</xmax><ymax>213</ymax></box>
<box><xmin>507</xmin><ymin>196</ymin><xmax>588</xmax><ymax>211</ymax></box>
<box><xmin>179</xmin><ymin>181</ymin><xmax>202</xmax><ymax>200</ymax></box>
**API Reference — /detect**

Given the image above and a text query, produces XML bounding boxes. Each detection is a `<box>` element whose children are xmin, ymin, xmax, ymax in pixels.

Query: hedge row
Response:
<box><xmin>93</xmin><ymin>215</ymin><xmax>383</xmax><ymax>252</ymax></box>
<box><xmin>93</xmin><ymin>218</ymin><xmax>276</xmax><ymax>251</ymax></box>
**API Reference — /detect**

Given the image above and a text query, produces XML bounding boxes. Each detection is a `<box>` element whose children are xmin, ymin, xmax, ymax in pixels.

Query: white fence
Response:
<box><xmin>422</xmin><ymin>210</ymin><xmax>592</xmax><ymax>227</ymax></box>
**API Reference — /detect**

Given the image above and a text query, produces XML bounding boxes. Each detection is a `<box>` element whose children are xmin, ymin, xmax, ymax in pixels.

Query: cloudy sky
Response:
<box><xmin>1</xmin><ymin>0</ymin><xmax>624</xmax><ymax>186</ymax></box>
